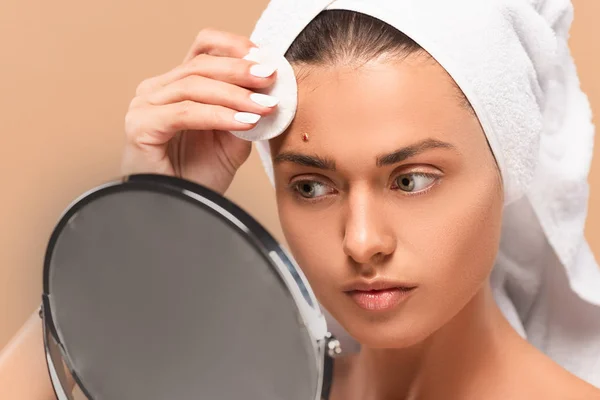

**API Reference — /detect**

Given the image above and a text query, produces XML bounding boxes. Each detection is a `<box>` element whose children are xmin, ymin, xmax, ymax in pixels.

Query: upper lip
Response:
<box><xmin>342</xmin><ymin>279</ymin><xmax>417</xmax><ymax>292</ymax></box>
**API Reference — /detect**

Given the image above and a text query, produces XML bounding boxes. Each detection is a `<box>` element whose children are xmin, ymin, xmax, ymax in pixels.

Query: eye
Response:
<box><xmin>293</xmin><ymin>180</ymin><xmax>334</xmax><ymax>199</ymax></box>
<box><xmin>394</xmin><ymin>173</ymin><xmax>437</xmax><ymax>193</ymax></box>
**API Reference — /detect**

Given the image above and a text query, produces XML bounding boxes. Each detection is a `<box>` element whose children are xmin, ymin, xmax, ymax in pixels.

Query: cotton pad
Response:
<box><xmin>229</xmin><ymin>47</ymin><xmax>298</xmax><ymax>141</ymax></box>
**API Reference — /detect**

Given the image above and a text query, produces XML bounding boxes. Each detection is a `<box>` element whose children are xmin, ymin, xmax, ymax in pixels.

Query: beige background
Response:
<box><xmin>0</xmin><ymin>0</ymin><xmax>599</xmax><ymax>354</ymax></box>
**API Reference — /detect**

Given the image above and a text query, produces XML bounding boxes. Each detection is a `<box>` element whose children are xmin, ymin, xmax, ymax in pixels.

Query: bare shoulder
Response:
<box><xmin>539</xmin><ymin>369</ymin><xmax>600</xmax><ymax>400</ymax></box>
<box><xmin>569</xmin><ymin>379</ymin><xmax>600</xmax><ymax>399</ymax></box>
<box><xmin>514</xmin><ymin>343</ymin><xmax>600</xmax><ymax>400</ymax></box>
<box><xmin>552</xmin><ymin>368</ymin><xmax>600</xmax><ymax>399</ymax></box>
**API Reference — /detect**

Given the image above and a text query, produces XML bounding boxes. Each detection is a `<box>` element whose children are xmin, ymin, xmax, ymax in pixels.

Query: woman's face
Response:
<box><xmin>270</xmin><ymin>54</ymin><xmax>504</xmax><ymax>348</ymax></box>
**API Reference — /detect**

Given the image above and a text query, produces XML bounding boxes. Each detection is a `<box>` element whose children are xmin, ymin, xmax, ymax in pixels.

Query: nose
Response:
<box><xmin>342</xmin><ymin>191</ymin><xmax>396</xmax><ymax>266</ymax></box>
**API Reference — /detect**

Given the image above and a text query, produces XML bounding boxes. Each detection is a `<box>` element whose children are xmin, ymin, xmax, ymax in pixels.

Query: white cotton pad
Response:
<box><xmin>229</xmin><ymin>48</ymin><xmax>298</xmax><ymax>141</ymax></box>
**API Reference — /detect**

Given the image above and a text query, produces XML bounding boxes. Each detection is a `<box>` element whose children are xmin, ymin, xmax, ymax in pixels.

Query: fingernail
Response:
<box><xmin>234</xmin><ymin>112</ymin><xmax>261</xmax><ymax>124</ymax></box>
<box><xmin>250</xmin><ymin>93</ymin><xmax>279</xmax><ymax>108</ymax></box>
<box><xmin>250</xmin><ymin>64</ymin><xmax>277</xmax><ymax>78</ymax></box>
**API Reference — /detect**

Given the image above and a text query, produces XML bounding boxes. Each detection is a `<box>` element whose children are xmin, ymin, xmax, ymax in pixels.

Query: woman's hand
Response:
<box><xmin>121</xmin><ymin>28</ymin><xmax>279</xmax><ymax>194</ymax></box>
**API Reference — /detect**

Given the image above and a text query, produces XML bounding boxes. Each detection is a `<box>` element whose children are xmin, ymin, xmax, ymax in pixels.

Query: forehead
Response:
<box><xmin>270</xmin><ymin>56</ymin><xmax>482</xmax><ymax>155</ymax></box>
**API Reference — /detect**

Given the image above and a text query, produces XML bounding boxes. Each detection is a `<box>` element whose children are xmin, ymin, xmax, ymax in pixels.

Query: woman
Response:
<box><xmin>2</xmin><ymin>4</ymin><xmax>600</xmax><ymax>400</ymax></box>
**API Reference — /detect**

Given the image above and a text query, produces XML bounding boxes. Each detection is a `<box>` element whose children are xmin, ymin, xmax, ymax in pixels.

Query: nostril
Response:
<box><xmin>343</xmin><ymin>230</ymin><xmax>396</xmax><ymax>264</ymax></box>
<box><xmin>370</xmin><ymin>252</ymin><xmax>389</xmax><ymax>265</ymax></box>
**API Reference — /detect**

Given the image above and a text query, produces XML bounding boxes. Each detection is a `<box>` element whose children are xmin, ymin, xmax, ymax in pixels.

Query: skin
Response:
<box><xmin>0</xmin><ymin>29</ymin><xmax>598</xmax><ymax>399</ymax></box>
<box><xmin>269</xmin><ymin>55</ymin><xmax>600</xmax><ymax>399</ymax></box>
<box><xmin>0</xmin><ymin>310</ymin><xmax>76</xmax><ymax>400</ymax></box>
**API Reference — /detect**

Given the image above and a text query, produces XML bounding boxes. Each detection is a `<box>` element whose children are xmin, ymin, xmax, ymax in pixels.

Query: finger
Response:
<box><xmin>127</xmin><ymin>102</ymin><xmax>260</xmax><ymax>146</ymax></box>
<box><xmin>183</xmin><ymin>28</ymin><xmax>256</xmax><ymax>63</ymax></box>
<box><xmin>136</xmin><ymin>55</ymin><xmax>277</xmax><ymax>96</ymax></box>
<box><xmin>145</xmin><ymin>75</ymin><xmax>279</xmax><ymax>116</ymax></box>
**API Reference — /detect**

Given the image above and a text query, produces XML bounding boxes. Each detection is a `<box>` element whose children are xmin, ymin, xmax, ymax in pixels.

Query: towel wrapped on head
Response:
<box><xmin>231</xmin><ymin>0</ymin><xmax>600</xmax><ymax>386</ymax></box>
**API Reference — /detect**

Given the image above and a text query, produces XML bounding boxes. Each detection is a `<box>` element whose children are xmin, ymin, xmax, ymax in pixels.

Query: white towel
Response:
<box><xmin>240</xmin><ymin>0</ymin><xmax>600</xmax><ymax>386</ymax></box>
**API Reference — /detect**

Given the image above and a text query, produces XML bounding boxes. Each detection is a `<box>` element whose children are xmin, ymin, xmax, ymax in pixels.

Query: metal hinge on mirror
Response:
<box><xmin>325</xmin><ymin>332</ymin><xmax>342</xmax><ymax>358</ymax></box>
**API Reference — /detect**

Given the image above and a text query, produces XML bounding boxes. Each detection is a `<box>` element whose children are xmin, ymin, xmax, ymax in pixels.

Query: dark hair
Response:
<box><xmin>285</xmin><ymin>10</ymin><xmax>424</xmax><ymax>65</ymax></box>
<box><xmin>284</xmin><ymin>10</ymin><xmax>473</xmax><ymax>112</ymax></box>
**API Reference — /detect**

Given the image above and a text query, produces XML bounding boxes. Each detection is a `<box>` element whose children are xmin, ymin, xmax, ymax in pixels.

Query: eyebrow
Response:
<box><xmin>376</xmin><ymin>139</ymin><xmax>456</xmax><ymax>167</ymax></box>
<box><xmin>273</xmin><ymin>152</ymin><xmax>336</xmax><ymax>171</ymax></box>
<box><xmin>273</xmin><ymin>138</ymin><xmax>456</xmax><ymax>171</ymax></box>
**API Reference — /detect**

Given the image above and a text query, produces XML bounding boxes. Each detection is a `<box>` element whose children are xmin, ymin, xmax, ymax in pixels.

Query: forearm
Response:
<box><xmin>0</xmin><ymin>308</ymin><xmax>75</xmax><ymax>399</ymax></box>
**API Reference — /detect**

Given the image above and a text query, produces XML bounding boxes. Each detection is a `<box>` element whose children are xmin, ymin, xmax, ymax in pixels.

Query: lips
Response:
<box><xmin>343</xmin><ymin>280</ymin><xmax>417</xmax><ymax>311</ymax></box>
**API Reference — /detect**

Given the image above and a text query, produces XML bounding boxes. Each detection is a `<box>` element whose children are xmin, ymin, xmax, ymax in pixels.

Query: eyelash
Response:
<box><xmin>289</xmin><ymin>171</ymin><xmax>441</xmax><ymax>203</ymax></box>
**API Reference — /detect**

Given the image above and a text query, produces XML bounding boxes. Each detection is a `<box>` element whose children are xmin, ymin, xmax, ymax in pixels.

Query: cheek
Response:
<box><xmin>403</xmin><ymin>173</ymin><xmax>503</xmax><ymax>300</ymax></box>
<box><xmin>276</xmin><ymin>194</ymin><xmax>344</xmax><ymax>297</ymax></box>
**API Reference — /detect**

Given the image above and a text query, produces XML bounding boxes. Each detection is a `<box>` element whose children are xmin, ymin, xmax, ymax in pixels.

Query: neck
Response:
<box><xmin>346</xmin><ymin>282</ymin><xmax>519</xmax><ymax>400</ymax></box>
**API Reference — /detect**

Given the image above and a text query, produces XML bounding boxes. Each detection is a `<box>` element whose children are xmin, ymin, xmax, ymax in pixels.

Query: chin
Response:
<box><xmin>335</xmin><ymin>313</ymin><xmax>434</xmax><ymax>349</ymax></box>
